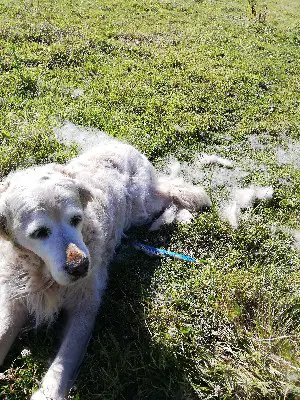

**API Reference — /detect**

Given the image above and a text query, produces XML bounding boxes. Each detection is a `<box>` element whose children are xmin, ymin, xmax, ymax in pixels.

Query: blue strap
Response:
<box><xmin>133</xmin><ymin>241</ymin><xmax>205</xmax><ymax>264</ymax></box>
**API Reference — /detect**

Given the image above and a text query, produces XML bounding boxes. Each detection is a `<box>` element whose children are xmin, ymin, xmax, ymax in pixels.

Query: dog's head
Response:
<box><xmin>0</xmin><ymin>165</ymin><xmax>92</xmax><ymax>286</ymax></box>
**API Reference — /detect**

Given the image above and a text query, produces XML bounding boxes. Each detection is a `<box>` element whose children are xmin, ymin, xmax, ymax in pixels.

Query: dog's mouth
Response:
<box><xmin>49</xmin><ymin>263</ymin><xmax>89</xmax><ymax>287</ymax></box>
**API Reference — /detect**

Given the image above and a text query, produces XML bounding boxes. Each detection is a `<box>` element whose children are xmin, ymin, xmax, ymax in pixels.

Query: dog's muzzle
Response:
<box><xmin>64</xmin><ymin>243</ymin><xmax>89</xmax><ymax>279</ymax></box>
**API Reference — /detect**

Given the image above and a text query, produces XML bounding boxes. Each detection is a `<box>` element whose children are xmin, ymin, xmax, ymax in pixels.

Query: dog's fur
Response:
<box><xmin>0</xmin><ymin>139</ymin><xmax>211</xmax><ymax>399</ymax></box>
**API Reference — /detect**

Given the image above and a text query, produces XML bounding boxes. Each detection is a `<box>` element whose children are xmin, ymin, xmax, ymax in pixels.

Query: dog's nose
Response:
<box><xmin>65</xmin><ymin>257</ymin><xmax>89</xmax><ymax>278</ymax></box>
<box><xmin>65</xmin><ymin>243</ymin><xmax>89</xmax><ymax>278</ymax></box>
<box><xmin>66</xmin><ymin>243</ymin><xmax>85</xmax><ymax>262</ymax></box>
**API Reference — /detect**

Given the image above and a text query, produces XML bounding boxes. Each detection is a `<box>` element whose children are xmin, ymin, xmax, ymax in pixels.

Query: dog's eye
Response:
<box><xmin>30</xmin><ymin>227</ymin><xmax>51</xmax><ymax>240</ymax></box>
<box><xmin>70</xmin><ymin>215</ymin><xmax>82</xmax><ymax>227</ymax></box>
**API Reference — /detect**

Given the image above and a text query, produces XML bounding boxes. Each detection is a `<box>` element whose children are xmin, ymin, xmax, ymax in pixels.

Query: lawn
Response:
<box><xmin>0</xmin><ymin>0</ymin><xmax>300</xmax><ymax>399</ymax></box>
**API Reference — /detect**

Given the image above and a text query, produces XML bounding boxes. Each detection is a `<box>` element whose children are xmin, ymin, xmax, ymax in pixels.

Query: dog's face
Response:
<box><xmin>0</xmin><ymin>165</ymin><xmax>92</xmax><ymax>286</ymax></box>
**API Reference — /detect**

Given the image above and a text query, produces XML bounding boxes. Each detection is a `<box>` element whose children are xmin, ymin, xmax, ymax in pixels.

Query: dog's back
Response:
<box><xmin>66</xmin><ymin>142</ymin><xmax>165</xmax><ymax>228</ymax></box>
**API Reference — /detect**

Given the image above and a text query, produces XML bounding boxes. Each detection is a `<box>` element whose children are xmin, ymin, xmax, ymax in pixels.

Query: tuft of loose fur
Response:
<box><xmin>197</xmin><ymin>153</ymin><xmax>233</xmax><ymax>168</ymax></box>
<box><xmin>221</xmin><ymin>185</ymin><xmax>273</xmax><ymax>228</ymax></box>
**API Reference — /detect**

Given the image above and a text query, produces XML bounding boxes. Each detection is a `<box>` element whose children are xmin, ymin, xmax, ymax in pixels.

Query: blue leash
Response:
<box><xmin>133</xmin><ymin>241</ymin><xmax>206</xmax><ymax>264</ymax></box>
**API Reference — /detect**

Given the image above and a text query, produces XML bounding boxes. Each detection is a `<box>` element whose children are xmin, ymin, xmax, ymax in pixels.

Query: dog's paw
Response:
<box><xmin>30</xmin><ymin>389</ymin><xmax>65</xmax><ymax>400</ymax></box>
<box><xmin>30</xmin><ymin>390</ymin><xmax>48</xmax><ymax>400</ymax></box>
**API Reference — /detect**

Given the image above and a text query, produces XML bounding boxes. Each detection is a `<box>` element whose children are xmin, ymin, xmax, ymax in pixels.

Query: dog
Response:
<box><xmin>0</xmin><ymin>137</ymin><xmax>211</xmax><ymax>400</ymax></box>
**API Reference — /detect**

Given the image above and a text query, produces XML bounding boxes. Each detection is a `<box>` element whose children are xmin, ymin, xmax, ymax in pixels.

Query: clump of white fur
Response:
<box><xmin>54</xmin><ymin>121</ymin><xmax>112</xmax><ymax>153</ymax></box>
<box><xmin>276</xmin><ymin>141</ymin><xmax>300</xmax><ymax>169</ymax></box>
<box><xmin>293</xmin><ymin>230</ymin><xmax>300</xmax><ymax>251</ymax></box>
<box><xmin>197</xmin><ymin>153</ymin><xmax>233</xmax><ymax>168</ymax></box>
<box><xmin>221</xmin><ymin>186</ymin><xmax>274</xmax><ymax>228</ymax></box>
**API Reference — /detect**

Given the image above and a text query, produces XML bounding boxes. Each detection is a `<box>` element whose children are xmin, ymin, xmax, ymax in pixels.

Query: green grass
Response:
<box><xmin>0</xmin><ymin>0</ymin><xmax>300</xmax><ymax>398</ymax></box>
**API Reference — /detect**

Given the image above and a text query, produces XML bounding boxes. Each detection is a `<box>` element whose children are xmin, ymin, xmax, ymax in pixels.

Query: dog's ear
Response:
<box><xmin>78</xmin><ymin>185</ymin><xmax>93</xmax><ymax>208</ymax></box>
<box><xmin>0</xmin><ymin>182</ymin><xmax>10</xmax><ymax>239</ymax></box>
<box><xmin>0</xmin><ymin>181</ymin><xmax>9</xmax><ymax>193</ymax></box>
<box><xmin>53</xmin><ymin>165</ymin><xmax>92</xmax><ymax>208</ymax></box>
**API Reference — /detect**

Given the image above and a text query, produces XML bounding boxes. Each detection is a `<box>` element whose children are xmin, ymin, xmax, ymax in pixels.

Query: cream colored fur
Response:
<box><xmin>0</xmin><ymin>139</ymin><xmax>211</xmax><ymax>400</ymax></box>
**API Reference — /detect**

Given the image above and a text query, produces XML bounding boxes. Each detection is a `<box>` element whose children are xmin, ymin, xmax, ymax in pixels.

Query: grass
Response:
<box><xmin>0</xmin><ymin>0</ymin><xmax>299</xmax><ymax>398</ymax></box>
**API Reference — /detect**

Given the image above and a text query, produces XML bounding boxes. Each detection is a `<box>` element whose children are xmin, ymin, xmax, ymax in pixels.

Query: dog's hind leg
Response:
<box><xmin>156</xmin><ymin>176</ymin><xmax>212</xmax><ymax>212</ymax></box>
<box><xmin>0</xmin><ymin>297</ymin><xmax>28</xmax><ymax>365</ymax></box>
<box><xmin>148</xmin><ymin>176</ymin><xmax>211</xmax><ymax>230</ymax></box>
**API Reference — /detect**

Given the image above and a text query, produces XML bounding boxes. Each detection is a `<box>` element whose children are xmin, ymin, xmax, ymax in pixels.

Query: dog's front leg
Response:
<box><xmin>31</xmin><ymin>296</ymin><xmax>100</xmax><ymax>400</ymax></box>
<box><xmin>0</xmin><ymin>296</ymin><xmax>28</xmax><ymax>365</ymax></box>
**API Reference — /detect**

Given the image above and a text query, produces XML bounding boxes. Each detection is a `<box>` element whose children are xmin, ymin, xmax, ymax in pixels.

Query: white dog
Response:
<box><xmin>0</xmin><ymin>138</ymin><xmax>211</xmax><ymax>399</ymax></box>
